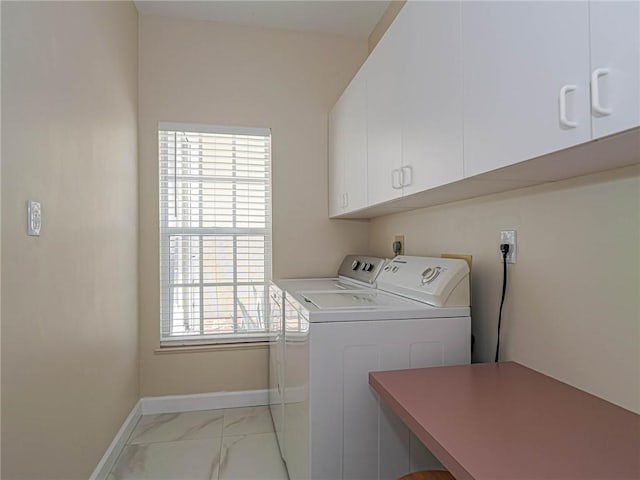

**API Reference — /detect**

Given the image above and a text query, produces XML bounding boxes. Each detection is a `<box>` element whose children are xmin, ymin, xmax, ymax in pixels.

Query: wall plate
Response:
<box><xmin>499</xmin><ymin>230</ymin><xmax>516</xmax><ymax>263</ymax></box>
<box><xmin>28</xmin><ymin>200</ymin><xmax>42</xmax><ymax>236</ymax></box>
<box><xmin>393</xmin><ymin>235</ymin><xmax>405</xmax><ymax>255</ymax></box>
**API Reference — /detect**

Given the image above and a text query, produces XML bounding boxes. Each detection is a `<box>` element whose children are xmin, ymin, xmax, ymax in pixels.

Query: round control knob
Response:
<box><xmin>365</xmin><ymin>263</ymin><xmax>374</xmax><ymax>271</ymax></box>
<box><xmin>421</xmin><ymin>266</ymin><xmax>441</xmax><ymax>284</ymax></box>
<box><xmin>351</xmin><ymin>260</ymin><xmax>360</xmax><ymax>270</ymax></box>
<box><xmin>361</xmin><ymin>262</ymin><xmax>369</xmax><ymax>270</ymax></box>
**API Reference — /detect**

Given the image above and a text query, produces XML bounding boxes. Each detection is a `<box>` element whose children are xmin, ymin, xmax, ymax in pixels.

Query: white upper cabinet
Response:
<box><xmin>342</xmin><ymin>71</ymin><xmax>368</xmax><ymax>213</ymax></box>
<box><xmin>589</xmin><ymin>1</ymin><xmax>640</xmax><ymax>139</ymax></box>
<box><xmin>462</xmin><ymin>1</ymin><xmax>592</xmax><ymax>178</ymax></box>
<box><xmin>367</xmin><ymin>1</ymin><xmax>463</xmax><ymax>204</ymax></box>
<box><xmin>366</xmin><ymin>11</ymin><xmax>405</xmax><ymax>206</ymax></box>
<box><xmin>329</xmin><ymin>66</ymin><xmax>368</xmax><ymax>217</ymax></box>
<box><xmin>328</xmin><ymin>0</ymin><xmax>639</xmax><ymax>218</ymax></box>
<box><xmin>328</xmin><ymin>104</ymin><xmax>346</xmax><ymax>218</ymax></box>
<box><xmin>401</xmin><ymin>1</ymin><xmax>463</xmax><ymax>196</ymax></box>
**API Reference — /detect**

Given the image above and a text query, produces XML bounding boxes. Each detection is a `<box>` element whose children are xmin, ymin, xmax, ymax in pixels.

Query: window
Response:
<box><xmin>159</xmin><ymin>122</ymin><xmax>271</xmax><ymax>345</ymax></box>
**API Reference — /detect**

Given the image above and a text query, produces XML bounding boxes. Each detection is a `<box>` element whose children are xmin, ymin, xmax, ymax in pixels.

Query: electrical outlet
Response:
<box><xmin>393</xmin><ymin>235</ymin><xmax>405</xmax><ymax>256</ymax></box>
<box><xmin>499</xmin><ymin>230</ymin><xmax>516</xmax><ymax>263</ymax></box>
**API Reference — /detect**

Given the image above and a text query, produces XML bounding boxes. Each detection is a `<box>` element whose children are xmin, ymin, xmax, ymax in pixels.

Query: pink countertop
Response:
<box><xmin>369</xmin><ymin>362</ymin><xmax>640</xmax><ymax>480</ymax></box>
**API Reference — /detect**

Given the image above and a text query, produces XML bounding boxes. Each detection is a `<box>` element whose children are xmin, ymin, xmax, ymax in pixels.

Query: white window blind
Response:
<box><xmin>159</xmin><ymin>122</ymin><xmax>272</xmax><ymax>345</ymax></box>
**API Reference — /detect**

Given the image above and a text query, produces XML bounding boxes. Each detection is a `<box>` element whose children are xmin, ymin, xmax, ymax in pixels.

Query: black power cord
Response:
<box><xmin>495</xmin><ymin>244</ymin><xmax>510</xmax><ymax>362</ymax></box>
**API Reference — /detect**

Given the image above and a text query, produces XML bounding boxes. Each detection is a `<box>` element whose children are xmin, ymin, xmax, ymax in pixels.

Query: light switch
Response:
<box><xmin>27</xmin><ymin>200</ymin><xmax>41</xmax><ymax>236</ymax></box>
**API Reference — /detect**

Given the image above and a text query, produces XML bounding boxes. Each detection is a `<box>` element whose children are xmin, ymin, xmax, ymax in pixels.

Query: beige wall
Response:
<box><xmin>368</xmin><ymin>0</ymin><xmax>406</xmax><ymax>52</ymax></box>
<box><xmin>0</xmin><ymin>2</ymin><xmax>3</xmax><ymax>474</ymax></box>
<box><xmin>138</xmin><ymin>15</ymin><xmax>369</xmax><ymax>396</ymax></box>
<box><xmin>1</xmin><ymin>2</ymin><xmax>139</xmax><ymax>478</ymax></box>
<box><xmin>369</xmin><ymin>165</ymin><xmax>640</xmax><ymax>413</ymax></box>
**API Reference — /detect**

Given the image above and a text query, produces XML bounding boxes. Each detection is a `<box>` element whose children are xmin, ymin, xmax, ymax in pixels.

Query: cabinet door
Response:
<box><xmin>329</xmin><ymin>69</ymin><xmax>368</xmax><ymax>217</ymax></box>
<box><xmin>401</xmin><ymin>1</ymin><xmax>463</xmax><ymax>196</ymax></box>
<box><xmin>342</xmin><ymin>70</ymin><xmax>368</xmax><ymax>213</ymax></box>
<box><xmin>590</xmin><ymin>1</ymin><xmax>640</xmax><ymax>139</ymax></box>
<box><xmin>367</xmin><ymin>14</ymin><xmax>405</xmax><ymax>206</ymax></box>
<box><xmin>463</xmin><ymin>1</ymin><xmax>591</xmax><ymax>178</ymax></box>
<box><xmin>328</xmin><ymin>101</ymin><xmax>345</xmax><ymax>217</ymax></box>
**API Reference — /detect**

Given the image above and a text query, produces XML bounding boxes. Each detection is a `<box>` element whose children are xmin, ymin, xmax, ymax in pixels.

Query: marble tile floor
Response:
<box><xmin>108</xmin><ymin>406</ymin><xmax>289</xmax><ymax>480</ymax></box>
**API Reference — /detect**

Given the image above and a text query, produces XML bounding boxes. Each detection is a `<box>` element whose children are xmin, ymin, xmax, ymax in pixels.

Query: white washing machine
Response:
<box><xmin>268</xmin><ymin>255</ymin><xmax>387</xmax><ymax>459</ymax></box>
<box><xmin>281</xmin><ymin>256</ymin><xmax>471</xmax><ymax>480</ymax></box>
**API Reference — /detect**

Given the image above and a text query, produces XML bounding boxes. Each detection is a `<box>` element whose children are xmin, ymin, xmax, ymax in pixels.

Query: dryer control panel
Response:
<box><xmin>337</xmin><ymin>255</ymin><xmax>387</xmax><ymax>285</ymax></box>
<box><xmin>378</xmin><ymin>256</ymin><xmax>470</xmax><ymax>307</ymax></box>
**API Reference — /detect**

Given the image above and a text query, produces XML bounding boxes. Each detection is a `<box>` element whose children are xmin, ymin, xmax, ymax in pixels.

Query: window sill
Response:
<box><xmin>154</xmin><ymin>342</ymin><xmax>269</xmax><ymax>355</ymax></box>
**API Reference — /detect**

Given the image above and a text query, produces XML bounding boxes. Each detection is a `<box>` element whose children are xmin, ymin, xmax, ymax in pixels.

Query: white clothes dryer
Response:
<box><xmin>281</xmin><ymin>256</ymin><xmax>471</xmax><ymax>480</ymax></box>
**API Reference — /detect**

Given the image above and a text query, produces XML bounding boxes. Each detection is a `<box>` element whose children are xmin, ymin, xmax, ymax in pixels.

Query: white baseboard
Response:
<box><xmin>89</xmin><ymin>400</ymin><xmax>142</xmax><ymax>480</ymax></box>
<box><xmin>140</xmin><ymin>388</ymin><xmax>269</xmax><ymax>415</ymax></box>
<box><xmin>89</xmin><ymin>389</ymin><xmax>268</xmax><ymax>478</ymax></box>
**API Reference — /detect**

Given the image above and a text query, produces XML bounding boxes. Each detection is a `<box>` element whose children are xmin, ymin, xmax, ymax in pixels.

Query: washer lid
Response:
<box><xmin>273</xmin><ymin>277</ymin><xmax>372</xmax><ymax>293</ymax></box>
<box><xmin>288</xmin><ymin>289</ymin><xmax>469</xmax><ymax>322</ymax></box>
<box><xmin>301</xmin><ymin>290</ymin><xmax>424</xmax><ymax>310</ymax></box>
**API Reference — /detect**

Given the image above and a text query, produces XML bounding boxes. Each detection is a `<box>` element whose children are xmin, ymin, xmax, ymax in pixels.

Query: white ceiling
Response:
<box><xmin>133</xmin><ymin>1</ymin><xmax>390</xmax><ymax>38</ymax></box>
